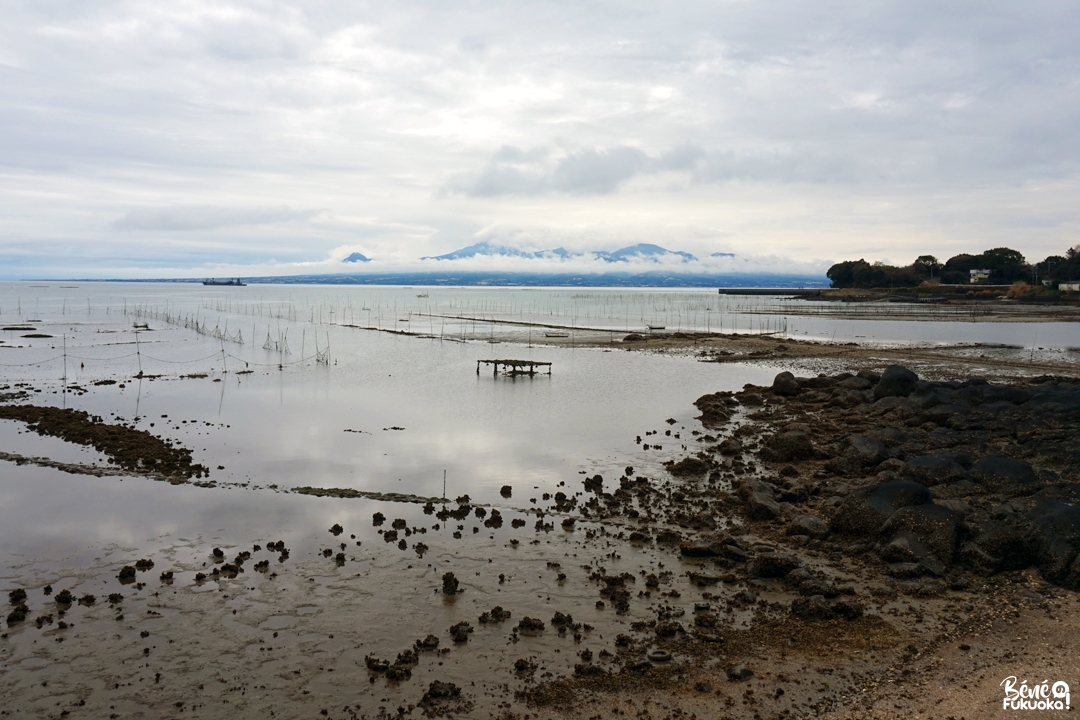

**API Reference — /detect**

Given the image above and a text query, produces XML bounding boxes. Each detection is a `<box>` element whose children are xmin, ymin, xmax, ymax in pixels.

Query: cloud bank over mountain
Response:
<box><xmin>1</xmin><ymin>1</ymin><xmax>1078</xmax><ymax>279</ymax></box>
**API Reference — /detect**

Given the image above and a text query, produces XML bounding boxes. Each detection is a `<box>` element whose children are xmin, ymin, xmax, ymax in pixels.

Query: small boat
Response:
<box><xmin>544</xmin><ymin>331</ymin><xmax>569</xmax><ymax>338</ymax></box>
<box><xmin>647</xmin><ymin>325</ymin><xmax>666</xmax><ymax>330</ymax></box>
<box><xmin>203</xmin><ymin>278</ymin><xmax>246</xmax><ymax>286</ymax></box>
<box><xmin>416</xmin><ymin>293</ymin><xmax>429</xmax><ymax>298</ymax></box>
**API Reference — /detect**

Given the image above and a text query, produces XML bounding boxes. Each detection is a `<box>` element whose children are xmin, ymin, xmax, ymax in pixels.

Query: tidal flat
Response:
<box><xmin>2</xmin><ymin>283</ymin><xmax>1079</xmax><ymax>719</ymax></box>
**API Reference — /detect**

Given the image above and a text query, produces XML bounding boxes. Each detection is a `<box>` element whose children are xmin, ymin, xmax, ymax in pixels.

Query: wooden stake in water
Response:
<box><xmin>443</xmin><ymin>470</ymin><xmax>446</xmax><ymax>501</ymax></box>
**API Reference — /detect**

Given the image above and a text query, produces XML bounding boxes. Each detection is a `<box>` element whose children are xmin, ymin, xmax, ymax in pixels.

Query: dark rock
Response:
<box><xmin>749</xmin><ymin>552</ymin><xmax>801</xmax><ymax>578</ymax></box>
<box><xmin>329</xmin><ymin>523</ymin><xmax>343</xmax><ymax>536</ymax></box>
<box><xmin>415</xmin><ymin>634</ymin><xmax>440</xmax><ymax>650</ymax></box>
<box><xmin>787</xmin><ymin>514</ymin><xmax>829</xmax><ymax>539</ymax></box>
<box><xmin>728</xmin><ymin>665</ymin><xmax>754</xmax><ymax>681</ymax></box>
<box><xmin>8</xmin><ymin>589</ymin><xmax>26</xmax><ymax>605</ymax></box>
<box><xmin>790</xmin><ymin>595</ymin><xmax>834</xmax><ymax>620</ymax></box>
<box><xmin>831</xmin><ymin>600</ymin><xmax>864</xmax><ymax>620</ymax></box>
<box><xmin>500</xmin><ymin>485</ymin><xmax>512</xmax><ymax>497</ymax></box>
<box><xmin>574</xmin><ymin>663</ymin><xmax>607</xmax><ymax>677</ymax></box>
<box><xmin>680</xmin><ymin>541</ymin><xmax>725</xmax><ymax>558</ymax></box>
<box><xmin>516</xmin><ymin>616</ymin><xmax>545</xmax><ymax>632</ymax></box>
<box><xmin>478</xmin><ymin>606</ymin><xmax>511</xmax><ymax>623</ymax></box>
<box><xmin>847</xmin><ymin>435</ymin><xmax>886</xmax><ymax>464</ymax></box>
<box><xmin>971</xmin><ymin>524</ymin><xmax>1034</xmax><ymax>572</ymax></box>
<box><xmin>118</xmin><ymin>565</ymin><xmax>137</xmax><ymax>581</ymax></box>
<box><xmin>667</xmin><ymin>456</ymin><xmax>711</xmax><ymax>476</ymax></box>
<box><xmin>881</xmin><ymin>504</ymin><xmax>964</xmax><ymax>564</ymax></box>
<box><xmin>771</xmin><ymin>371</ymin><xmax>801</xmax><ymax>397</ymax></box>
<box><xmin>873</xmin><ymin>365</ymin><xmax>919</xmax><ymax>399</ymax></box>
<box><xmin>762</xmin><ymin>431</ymin><xmax>814</xmax><ymax>463</ymax></box>
<box><xmin>449</xmin><ymin>621</ymin><xmax>473</xmax><ymax>643</ymax></box>
<box><xmin>903</xmin><ymin>455</ymin><xmax>969</xmax><ymax>486</ymax></box>
<box><xmin>1025</xmin><ymin>499</ymin><xmax>1080</xmax><ymax>587</ymax></box>
<box><xmin>971</xmin><ymin>455</ymin><xmax>1040</xmax><ymax>491</ymax></box>
<box><xmin>746</xmin><ymin>492</ymin><xmax>782</xmax><ymax>521</ymax></box>
<box><xmin>718</xmin><ymin>437</ymin><xmax>743</xmax><ymax>455</ymax></box>
<box><xmin>830</xmin><ymin>480</ymin><xmax>932</xmax><ymax>536</ymax></box>
<box><xmin>441</xmin><ymin>572</ymin><xmax>460</xmax><ymax>595</ymax></box>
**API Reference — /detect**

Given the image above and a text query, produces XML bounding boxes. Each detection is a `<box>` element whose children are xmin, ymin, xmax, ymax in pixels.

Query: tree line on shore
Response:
<box><xmin>827</xmin><ymin>245</ymin><xmax>1080</xmax><ymax>289</ymax></box>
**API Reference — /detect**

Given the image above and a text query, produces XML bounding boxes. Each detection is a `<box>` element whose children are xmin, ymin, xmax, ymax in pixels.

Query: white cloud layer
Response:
<box><xmin>1</xmin><ymin>1</ymin><xmax>1078</xmax><ymax>278</ymax></box>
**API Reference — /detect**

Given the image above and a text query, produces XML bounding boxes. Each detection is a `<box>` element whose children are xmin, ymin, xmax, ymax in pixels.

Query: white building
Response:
<box><xmin>1060</xmin><ymin>282</ymin><xmax>1080</xmax><ymax>292</ymax></box>
<box><xmin>969</xmin><ymin>269</ymin><xmax>992</xmax><ymax>283</ymax></box>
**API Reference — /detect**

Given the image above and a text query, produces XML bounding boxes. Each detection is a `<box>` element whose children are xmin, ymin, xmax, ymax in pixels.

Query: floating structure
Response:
<box><xmin>477</xmin><ymin>359</ymin><xmax>552</xmax><ymax>376</ymax></box>
<box><xmin>203</xmin><ymin>278</ymin><xmax>247</xmax><ymax>286</ymax></box>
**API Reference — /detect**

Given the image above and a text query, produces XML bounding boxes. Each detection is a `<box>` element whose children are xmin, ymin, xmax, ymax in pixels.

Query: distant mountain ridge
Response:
<box><xmin>414</xmin><ymin>241</ymin><xmax>699</xmax><ymax>263</ymax></box>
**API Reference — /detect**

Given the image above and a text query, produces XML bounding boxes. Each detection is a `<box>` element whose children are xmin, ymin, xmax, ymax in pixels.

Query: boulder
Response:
<box><xmin>830</xmin><ymin>480</ymin><xmax>932</xmax><ymax>536</ymax></box>
<box><xmin>903</xmin><ymin>455</ymin><xmax>969</xmax><ymax>486</ymax></box>
<box><xmin>846</xmin><ymin>435</ymin><xmax>887</xmax><ymax>465</ymax></box>
<box><xmin>771</xmin><ymin>371</ymin><xmax>801</xmax><ymax>397</ymax></box>
<box><xmin>790</xmin><ymin>595</ymin><xmax>834</xmax><ymax>621</ymax></box>
<box><xmin>873</xmin><ymin>365</ymin><xmax>919</xmax><ymax>399</ymax></box>
<box><xmin>970</xmin><ymin>524</ymin><xmax>1034</xmax><ymax>572</ymax></box>
<box><xmin>971</xmin><ymin>456</ymin><xmax>1040</xmax><ymax>492</ymax></box>
<box><xmin>749</xmin><ymin>551</ymin><xmax>801</xmax><ymax>578</ymax></box>
<box><xmin>880</xmin><ymin>504</ymin><xmax>964</xmax><ymax>564</ymax></box>
<box><xmin>787</xmin><ymin>514</ymin><xmax>829</xmax><ymax>539</ymax></box>
<box><xmin>746</xmin><ymin>492</ymin><xmax>782</xmax><ymax>521</ymax></box>
<box><xmin>762</xmin><ymin>431</ymin><xmax>814</xmax><ymax>463</ymax></box>
<box><xmin>718</xmin><ymin>437</ymin><xmax>743</xmax><ymax>455</ymax></box>
<box><xmin>1025</xmin><ymin>499</ymin><xmax>1080</xmax><ymax>587</ymax></box>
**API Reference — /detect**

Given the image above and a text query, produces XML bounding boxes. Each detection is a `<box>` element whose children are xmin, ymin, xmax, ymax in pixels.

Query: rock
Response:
<box><xmin>746</xmin><ymin>492</ymin><xmax>782</xmax><ymax>521</ymax></box>
<box><xmin>969</xmin><ymin>525</ymin><xmax>1034</xmax><ymax>572</ymax></box>
<box><xmin>516</xmin><ymin>616</ymin><xmax>545</xmax><ymax>632</ymax></box>
<box><xmin>837</xmin><ymin>376</ymin><xmax>873</xmax><ymax>390</ymax></box>
<box><xmin>881</xmin><ymin>533</ymin><xmax>924</xmax><ymax>563</ymax></box>
<box><xmin>831</xmin><ymin>600</ymin><xmax>864</xmax><ymax>620</ymax></box>
<box><xmin>771</xmin><ymin>372</ymin><xmax>801</xmax><ymax>397</ymax></box>
<box><xmin>421</xmin><ymin>681</ymin><xmax>460</xmax><ymax>704</ymax></box>
<box><xmin>8</xmin><ymin>589</ymin><xmax>27</xmax><ymax>605</ymax></box>
<box><xmin>680</xmin><ymin>541</ymin><xmax>725</xmax><ymax>558</ymax></box>
<box><xmin>830</xmin><ymin>480</ymin><xmax>932</xmax><ymax>536</ymax></box>
<box><xmin>478</xmin><ymin>606</ymin><xmax>511</xmax><ymax>623</ymax></box>
<box><xmin>903</xmin><ymin>455</ymin><xmax>969</xmax><ymax>486</ymax></box>
<box><xmin>749</xmin><ymin>552</ymin><xmax>801</xmax><ymax>578</ymax></box>
<box><xmin>667</xmin><ymin>456</ymin><xmax>711</xmax><ymax>476</ymax></box>
<box><xmin>873</xmin><ymin>365</ymin><xmax>919</xmax><ymax>399</ymax></box>
<box><xmin>441</xmin><ymin>572</ymin><xmax>460</xmax><ymax>595</ymax></box>
<box><xmin>971</xmin><ymin>455</ymin><xmax>1040</xmax><ymax>491</ymax></box>
<box><xmin>329</xmin><ymin>523</ymin><xmax>343</xmax><ymax>536</ymax></box>
<box><xmin>118</xmin><ymin>566</ymin><xmax>136</xmax><ymax>581</ymax></box>
<box><xmin>790</xmin><ymin>595</ymin><xmax>834</xmax><ymax>620</ymax></box>
<box><xmin>728</xmin><ymin>665</ymin><xmax>754</xmax><ymax>681</ymax></box>
<box><xmin>623</xmin><ymin>333</ymin><xmax>647</xmax><ymax>342</ymax></box>
<box><xmin>762</xmin><ymin>431</ymin><xmax>814</xmax><ymax>463</ymax></box>
<box><xmin>415</xmin><ymin>634</ymin><xmax>440</xmax><ymax>650</ymax></box>
<box><xmin>1025</xmin><ymin>499</ymin><xmax>1080</xmax><ymax>587</ymax></box>
<box><xmin>847</xmin><ymin>435</ymin><xmax>886</xmax><ymax>464</ymax></box>
<box><xmin>718</xmin><ymin>437</ymin><xmax>743</xmax><ymax>455</ymax></box>
<box><xmin>881</xmin><ymin>504</ymin><xmax>964</xmax><ymax>564</ymax></box>
<box><xmin>500</xmin><ymin>485</ymin><xmax>512</xmax><ymax>497</ymax></box>
<box><xmin>449</xmin><ymin>621</ymin><xmax>473</xmax><ymax>643</ymax></box>
<box><xmin>694</xmin><ymin>392</ymin><xmax>733</xmax><ymax>427</ymax></box>
<box><xmin>787</xmin><ymin>514</ymin><xmax>829</xmax><ymax>539</ymax></box>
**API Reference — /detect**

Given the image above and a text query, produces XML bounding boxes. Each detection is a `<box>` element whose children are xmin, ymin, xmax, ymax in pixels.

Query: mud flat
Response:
<box><xmin>4</xmin><ymin>362</ymin><xmax>1079</xmax><ymax>719</ymax></box>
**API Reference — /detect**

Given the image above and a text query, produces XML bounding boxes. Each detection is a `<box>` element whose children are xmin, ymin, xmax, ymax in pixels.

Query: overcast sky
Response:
<box><xmin>1</xmin><ymin>1</ymin><xmax>1078</xmax><ymax>278</ymax></box>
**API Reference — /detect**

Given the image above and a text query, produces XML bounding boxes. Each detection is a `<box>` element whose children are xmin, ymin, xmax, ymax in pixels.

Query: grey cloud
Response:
<box><xmin>113</xmin><ymin>206</ymin><xmax>317</xmax><ymax>232</ymax></box>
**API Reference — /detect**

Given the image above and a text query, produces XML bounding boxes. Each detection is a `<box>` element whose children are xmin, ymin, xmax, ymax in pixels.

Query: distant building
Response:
<box><xmin>969</xmin><ymin>269</ymin><xmax>992</xmax><ymax>284</ymax></box>
<box><xmin>1060</xmin><ymin>282</ymin><xmax>1080</xmax><ymax>292</ymax></box>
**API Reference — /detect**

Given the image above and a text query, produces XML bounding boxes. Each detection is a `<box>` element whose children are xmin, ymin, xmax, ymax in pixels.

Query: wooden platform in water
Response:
<box><xmin>477</xmin><ymin>359</ymin><xmax>552</xmax><ymax>376</ymax></box>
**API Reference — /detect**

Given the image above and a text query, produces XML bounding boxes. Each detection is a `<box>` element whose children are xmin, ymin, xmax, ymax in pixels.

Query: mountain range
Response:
<box><xmin>409</xmin><ymin>242</ymin><xmax>700</xmax><ymax>262</ymax></box>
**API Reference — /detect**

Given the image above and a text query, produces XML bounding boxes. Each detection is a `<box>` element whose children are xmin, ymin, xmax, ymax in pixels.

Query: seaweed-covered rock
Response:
<box><xmin>749</xmin><ymin>552</ymin><xmax>801</xmax><ymax>578</ymax></box>
<box><xmin>971</xmin><ymin>456</ymin><xmax>1039</xmax><ymax>492</ymax></box>
<box><xmin>881</xmin><ymin>504</ymin><xmax>965</xmax><ymax>565</ymax></box>
<box><xmin>830</xmin><ymin>480</ymin><xmax>932</xmax><ymax>536</ymax></box>
<box><xmin>787</xmin><ymin>514</ymin><xmax>829</xmax><ymax>539</ymax></box>
<box><xmin>441</xmin><ymin>572</ymin><xmax>459</xmax><ymax>595</ymax></box>
<box><xmin>771</xmin><ymin>371</ymin><xmax>801</xmax><ymax>397</ymax></box>
<box><xmin>873</xmin><ymin>365</ymin><xmax>919</xmax><ymax>399</ymax></box>
<box><xmin>762</xmin><ymin>431</ymin><xmax>814</xmax><ymax>463</ymax></box>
